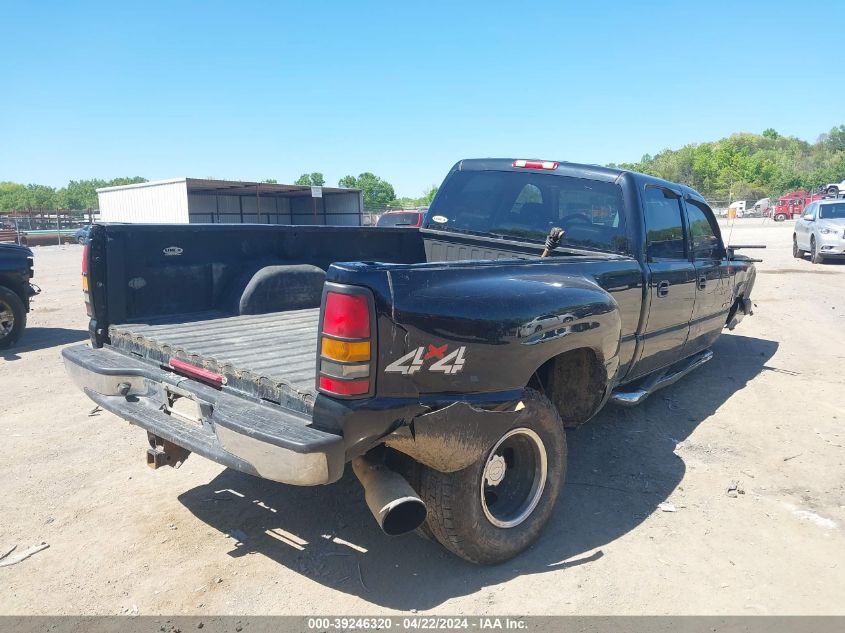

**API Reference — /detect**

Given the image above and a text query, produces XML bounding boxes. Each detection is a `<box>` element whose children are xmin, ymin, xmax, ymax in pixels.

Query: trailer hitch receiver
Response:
<box><xmin>146</xmin><ymin>433</ymin><xmax>191</xmax><ymax>469</ymax></box>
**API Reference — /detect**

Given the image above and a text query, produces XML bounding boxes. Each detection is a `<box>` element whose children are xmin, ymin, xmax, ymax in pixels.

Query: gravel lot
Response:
<box><xmin>1</xmin><ymin>219</ymin><xmax>844</xmax><ymax>615</ymax></box>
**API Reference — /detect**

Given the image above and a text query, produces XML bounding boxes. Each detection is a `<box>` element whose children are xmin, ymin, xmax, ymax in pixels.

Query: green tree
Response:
<box><xmin>55</xmin><ymin>177</ymin><xmax>146</xmax><ymax>209</ymax></box>
<box><xmin>0</xmin><ymin>182</ymin><xmax>28</xmax><ymax>212</ymax></box>
<box><xmin>24</xmin><ymin>184</ymin><xmax>56</xmax><ymax>210</ymax></box>
<box><xmin>294</xmin><ymin>172</ymin><xmax>326</xmax><ymax>186</ymax></box>
<box><xmin>616</xmin><ymin>125</ymin><xmax>845</xmax><ymax>201</ymax></box>
<box><xmin>338</xmin><ymin>175</ymin><xmax>357</xmax><ymax>189</ymax></box>
<box><xmin>261</xmin><ymin>178</ymin><xmax>278</xmax><ymax>184</ymax></box>
<box><xmin>823</xmin><ymin>125</ymin><xmax>845</xmax><ymax>152</ymax></box>
<box><xmin>421</xmin><ymin>185</ymin><xmax>438</xmax><ymax>205</ymax></box>
<box><xmin>338</xmin><ymin>172</ymin><xmax>396</xmax><ymax>210</ymax></box>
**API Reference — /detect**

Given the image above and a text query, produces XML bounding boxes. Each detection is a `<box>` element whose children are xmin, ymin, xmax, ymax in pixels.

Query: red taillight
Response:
<box><xmin>82</xmin><ymin>244</ymin><xmax>92</xmax><ymax>314</ymax></box>
<box><xmin>169</xmin><ymin>359</ymin><xmax>226</xmax><ymax>388</ymax></box>
<box><xmin>513</xmin><ymin>159</ymin><xmax>559</xmax><ymax>170</ymax></box>
<box><xmin>323</xmin><ymin>292</ymin><xmax>370</xmax><ymax>339</ymax></box>
<box><xmin>318</xmin><ymin>289</ymin><xmax>372</xmax><ymax>397</ymax></box>
<box><xmin>319</xmin><ymin>376</ymin><xmax>369</xmax><ymax>396</ymax></box>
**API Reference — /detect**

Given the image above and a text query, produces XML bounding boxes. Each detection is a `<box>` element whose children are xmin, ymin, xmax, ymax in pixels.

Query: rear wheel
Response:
<box><xmin>419</xmin><ymin>389</ymin><xmax>566</xmax><ymax>564</ymax></box>
<box><xmin>0</xmin><ymin>286</ymin><xmax>26</xmax><ymax>349</ymax></box>
<box><xmin>827</xmin><ymin>186</ymin><xmax>839</xmax><ymax>195</ymax></box>
<box><xmin>811</xmin><ymin>237</ymin><xmax>824</xmax><ymax>264</ymax></box>
<box><xmin>774</xmin><ymin>213</ymin><xmax>787</xmax><ymax>222</ymax></box>
<box><xmin>793</xmin><ymin>236</ymin><xmax>805</xmax><ymax>259</ymax></box>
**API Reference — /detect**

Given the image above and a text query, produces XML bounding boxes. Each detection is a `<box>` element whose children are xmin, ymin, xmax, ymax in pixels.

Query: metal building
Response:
<box><xmin>96</xmin><ymin>178</ymin><xmax>364</xmax><ymax>225</ymax></box>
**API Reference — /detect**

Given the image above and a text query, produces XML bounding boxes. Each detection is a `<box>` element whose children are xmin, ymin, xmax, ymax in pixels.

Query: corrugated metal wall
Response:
<box><xmin>186</xmin><ymin>191</ymin><xmax>361</xmax><ymax>225</ymax></box>
<box><xmin>325</xmin><ymin>192</ymin><xmax>363</xmax><ymax>226</ymax></box>
<box><xmin>98</xmin><ymin>181</ymin><xmax>363</xmax><ymax>226</ymax></box>
<box><xmin>98</xmin><ymin>180</ymin><xmax>189</xmax><ymax>223</ymax></box>
<box><xmin>187</xmin><ymin>194</ymin><xmax>296</xmax><ymax>224</ymax></box>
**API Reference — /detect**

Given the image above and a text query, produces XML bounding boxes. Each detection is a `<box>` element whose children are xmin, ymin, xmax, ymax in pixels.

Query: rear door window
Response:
<box><xmin>644</xmin><ymin>186</ymin><xmax>686</xmax><ymax>260</ymax></box>
<box><xmin>684</xmin><ymin>199</ymin><xmax>722</xmax><ymax>260</ymax></box>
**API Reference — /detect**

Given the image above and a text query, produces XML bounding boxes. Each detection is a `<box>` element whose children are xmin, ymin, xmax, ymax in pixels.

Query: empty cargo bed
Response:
<box><xmin>108</xmin><ymin>309</ymin><xmax>321</xmax><ymax>411</ymax></box>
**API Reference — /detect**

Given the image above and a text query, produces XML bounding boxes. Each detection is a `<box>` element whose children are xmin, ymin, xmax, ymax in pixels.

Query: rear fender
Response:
<box><xmin>370</xmin><ymin>267</ymin><xmax>622</xmax><ymax>400</ymax></box>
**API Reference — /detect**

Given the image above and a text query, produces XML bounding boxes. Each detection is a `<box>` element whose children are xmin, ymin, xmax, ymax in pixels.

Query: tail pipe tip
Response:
<box><xmin>352</xmin><ymin>456</ymin><xmax>427</xmax><ymax>536</ymax></box>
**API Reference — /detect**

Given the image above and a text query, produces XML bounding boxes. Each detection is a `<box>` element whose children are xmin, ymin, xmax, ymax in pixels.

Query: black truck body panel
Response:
<box><xmin>0</xmin><ymin>242</ymin><xmax>36</xmax><ymax>310</ymax></box>
<box><xmin>64</xmin><ymin>159</ymin><xmax>755</xmax><ymax>485</ymax></box>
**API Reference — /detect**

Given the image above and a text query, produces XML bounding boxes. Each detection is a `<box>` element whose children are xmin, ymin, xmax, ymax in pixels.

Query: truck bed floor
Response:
<box><xmin>108</xmin><ymin>309</ymin><xmax>321</xmax><ymax>409</ymax></box>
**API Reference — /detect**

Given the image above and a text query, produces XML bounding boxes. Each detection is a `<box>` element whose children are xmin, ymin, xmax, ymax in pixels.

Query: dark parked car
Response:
<box><xmin>73</xmin><ymin>226</ymin><xmax>91</xmax><ymax>244</ymax></box>
<box><xmin>0</xmin><ymin>242</ymin><xmax>38</xmax><ymax>348</ymax></box>
<box><xmin>63</xmin><ymin>158</ymin><xmax>756</xmax><ymax>563</ymax></box>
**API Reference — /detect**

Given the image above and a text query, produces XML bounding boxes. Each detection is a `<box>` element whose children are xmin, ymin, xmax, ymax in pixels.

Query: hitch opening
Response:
<box><xmin>146</xmin><ymin>433</ymin><xmax>191</xmax><ymax>469</ymax></box>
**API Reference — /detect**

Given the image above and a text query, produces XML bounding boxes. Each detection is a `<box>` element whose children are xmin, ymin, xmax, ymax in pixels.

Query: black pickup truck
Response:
<box><xmin>0</xmin><ymin>242</ymin><xmax>38</xmax><ymax>349</ymax></box>
<box><xmin>63</xmin><ymin>159</ymin><xmax>756</xmax><ymax>563</ymax></box>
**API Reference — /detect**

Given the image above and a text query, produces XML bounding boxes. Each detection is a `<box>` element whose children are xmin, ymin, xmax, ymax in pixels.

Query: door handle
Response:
<box><xmin>697</xmin><ymin>276</ymin><xmax>707</xmax><ymax>290</ymax></box>
<box><xmin>657</xmin><ymin>280</ymin><xmax>670</xmax><ymax>297</ymax></box>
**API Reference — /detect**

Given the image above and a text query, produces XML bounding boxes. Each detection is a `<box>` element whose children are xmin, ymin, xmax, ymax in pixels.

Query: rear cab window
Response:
<box><xmin>377</xmin><ymin>212</ymin><xmax>421</xmax><ymax>227</ymax></box>
<box><xmin>424</xmin><ymin>170</ymin><xmax>629</xmax><ymax>254</ymax></box>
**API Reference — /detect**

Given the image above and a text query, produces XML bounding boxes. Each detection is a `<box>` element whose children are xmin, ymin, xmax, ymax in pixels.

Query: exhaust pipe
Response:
<box><xmin>352</xmin><ymin>455</ymin><xmax>427</xmax><ymax>536</ymax></box>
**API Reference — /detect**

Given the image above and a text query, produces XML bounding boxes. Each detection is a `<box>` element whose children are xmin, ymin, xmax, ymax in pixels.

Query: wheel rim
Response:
<box><xmin>0</xmin><ymin>300</ymin><xmax>14</xmax><ymax>337</ymax></box>
<box><xmin>811</xmin><ymin>239</ymin><xmax>816</xmax><ymax>258</ymax></box>
<box><xmin>480</xmin><ymin>427</ymin><xmax>548</xmax><ymax>528</ymax></box>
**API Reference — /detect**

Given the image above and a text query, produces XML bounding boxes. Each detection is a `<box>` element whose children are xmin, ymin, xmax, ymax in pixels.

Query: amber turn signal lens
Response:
<box><xmin>81</xmin><ymin>275</ymin><xmax>89</xmax><ymax>292</ymax></box>
<box><xmin>321</xmin><ymin>337</ymin><xmax>370</xmax><ymax>362</ymax></box>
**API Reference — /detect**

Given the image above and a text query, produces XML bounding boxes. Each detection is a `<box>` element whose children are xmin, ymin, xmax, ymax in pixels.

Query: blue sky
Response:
<box><xmin>1</xmin><ymin>1</ymin><xmax>843</xmax><ymax>197</ymax></box>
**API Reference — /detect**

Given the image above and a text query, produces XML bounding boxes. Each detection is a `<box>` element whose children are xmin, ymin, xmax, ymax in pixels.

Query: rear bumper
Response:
<box><xmin>62</xmin><ymin>344</ymin><xmax>345</xmax><ymax>485</ymax></box>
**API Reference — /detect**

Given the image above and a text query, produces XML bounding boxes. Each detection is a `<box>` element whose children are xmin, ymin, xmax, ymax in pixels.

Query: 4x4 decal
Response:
<box><xmin>386</xmin><ymin>344</ymin><xmax>467</xmax><ymax>375</ymax></box>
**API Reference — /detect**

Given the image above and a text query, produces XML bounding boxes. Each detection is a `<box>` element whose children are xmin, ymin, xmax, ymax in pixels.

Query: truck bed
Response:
<box><xmin>108</xmin><ymin>308</ymin><xmax>321</xmax><ymax>412</ymax></box>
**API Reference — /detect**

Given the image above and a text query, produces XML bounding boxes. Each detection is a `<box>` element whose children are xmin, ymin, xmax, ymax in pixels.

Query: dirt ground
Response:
<box><xmin>1</xmin><ymin>219</ymin><xmax>844</xmax><ymax>616</ymax></box>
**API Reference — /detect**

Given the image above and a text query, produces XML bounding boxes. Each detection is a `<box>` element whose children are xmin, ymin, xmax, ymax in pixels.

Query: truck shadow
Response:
<box><xmin>178</xmin><ymin>332</ymin><xmax>778</xmax><ymax>610</ymax></box>
<box><xmin>1</xmin><ymin>327</ymin><xmax>88</xmax><ymax>360</ymax></box>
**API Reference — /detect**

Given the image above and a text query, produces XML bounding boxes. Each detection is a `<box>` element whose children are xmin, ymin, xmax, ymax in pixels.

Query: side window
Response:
<box><xmin>802</xmin><ymin>203</ymin><xmax>816</xmax><ymax>220</ymax></box>
<box><xmin>644</xmin><ymin>187</ymin><xmax>686</xmax><ymax>260</ymax></box>
<box><xmin>685</xmin><ymin>199</ymin><xmax>722</xmax><ymax>260</ymax></box>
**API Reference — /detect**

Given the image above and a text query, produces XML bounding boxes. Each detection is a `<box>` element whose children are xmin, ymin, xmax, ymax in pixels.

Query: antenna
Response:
<box><xmin>725</xmin><ymin>183</ymin><xmax>735</xmax><ymax>252</ymax></box>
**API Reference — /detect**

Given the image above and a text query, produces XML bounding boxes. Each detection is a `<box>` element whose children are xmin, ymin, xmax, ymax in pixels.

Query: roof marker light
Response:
<box><xmin>513</xmin><ymin>160</ymin><xmax>559</xmax><ymax>170</ymax></box>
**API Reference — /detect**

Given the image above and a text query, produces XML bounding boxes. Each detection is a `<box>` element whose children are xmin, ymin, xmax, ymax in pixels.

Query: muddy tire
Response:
<box><xmin>811</xmin><ymin>237</ymin><xmax>824</xmax><ymax>264</ymax></box>
<box><xmin>793</xmin><ymin>236</ymin><xmax>805</xmax><ymax>259</ymax></box>
<box><xmin>419</xmin><ymin>389</ymin><xmax>566</xmax><ymax>564</ymax></box>
<box><xmin>0</xmin><ymin>286</ymin><xmax>26</xmax><ymax>349</ymax></box>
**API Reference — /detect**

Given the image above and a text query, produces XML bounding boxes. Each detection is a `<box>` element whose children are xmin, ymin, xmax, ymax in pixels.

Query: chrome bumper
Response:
<box><xmin>62</xmin><ymin>344</ymin><xmax>344</xmax><ymax>485</ymax></box>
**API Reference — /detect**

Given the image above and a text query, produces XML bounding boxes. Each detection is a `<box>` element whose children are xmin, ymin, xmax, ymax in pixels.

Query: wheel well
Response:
<box><xmin>0</xmin><ymin>281</ymin><xmax>27</xmax><ymax>306</ymax></box>
<box><xmin>529</xmin><ymin>348</ymin><xmax>606</xmax><ymax>427</ymax></box>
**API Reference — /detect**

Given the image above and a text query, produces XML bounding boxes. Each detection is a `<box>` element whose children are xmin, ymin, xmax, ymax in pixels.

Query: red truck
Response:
<box><xmin>770</xmin><ymin>190</ymin><xmax>824</xmax><ymax>221</ymax></box>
